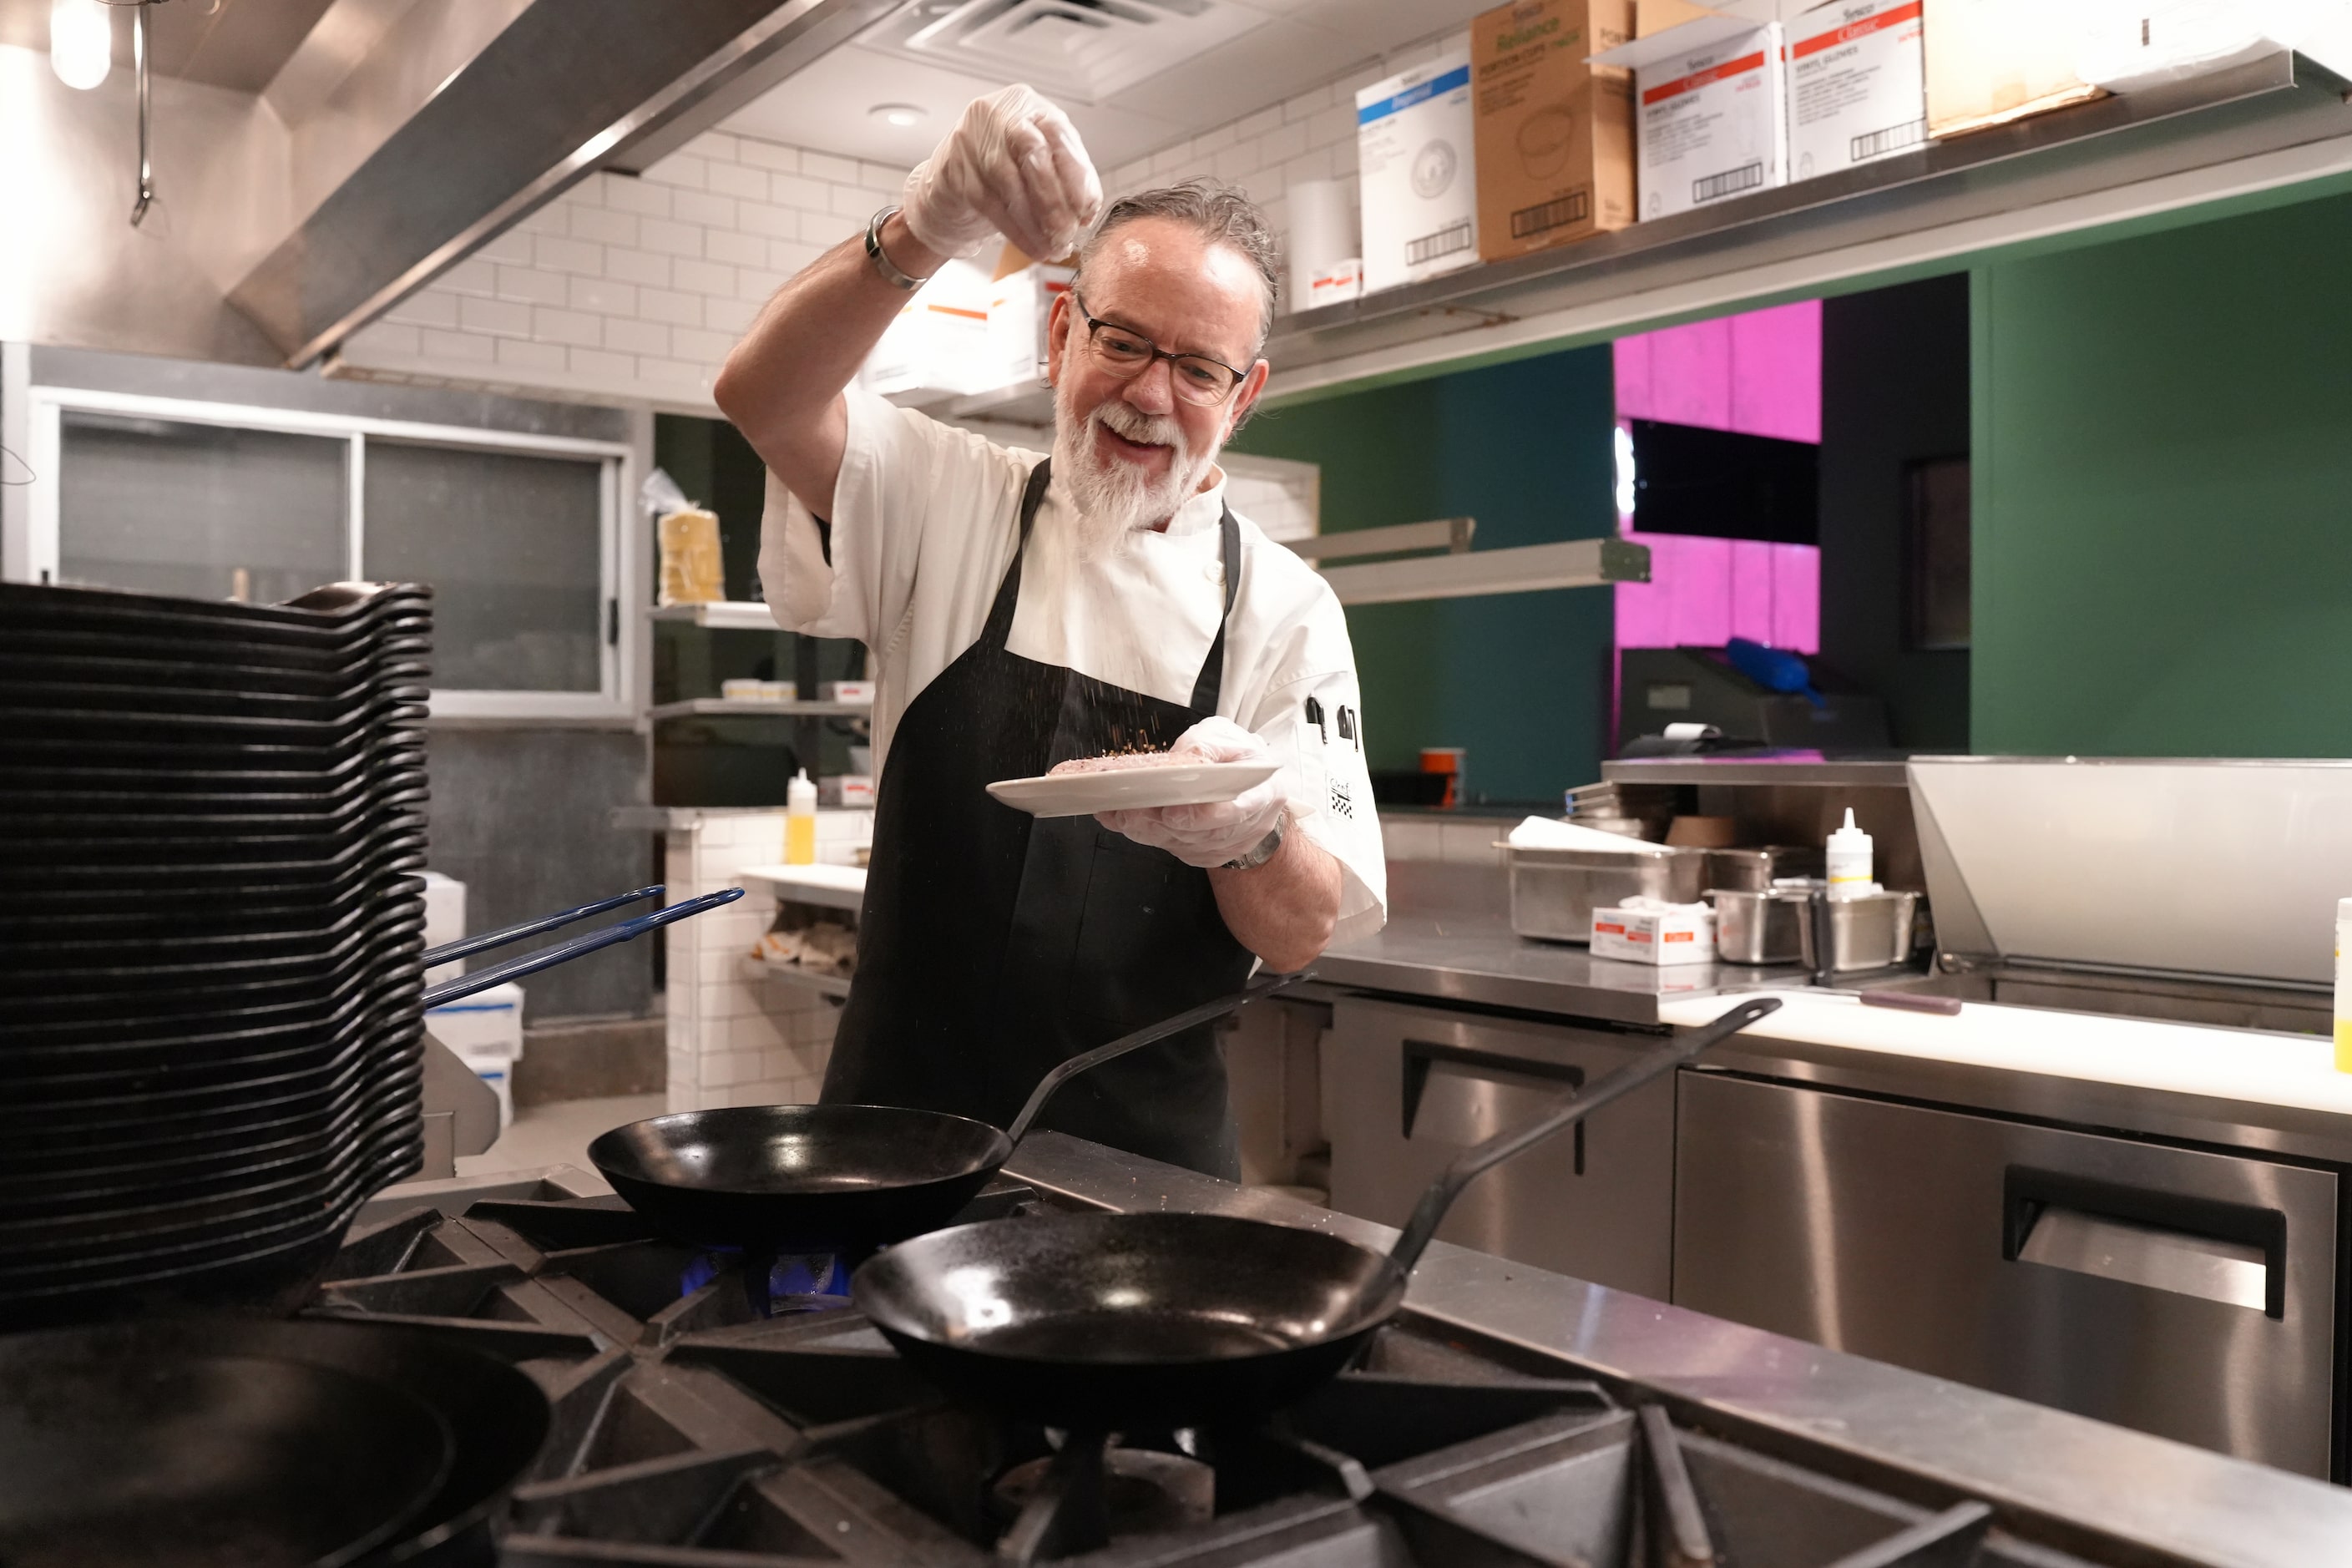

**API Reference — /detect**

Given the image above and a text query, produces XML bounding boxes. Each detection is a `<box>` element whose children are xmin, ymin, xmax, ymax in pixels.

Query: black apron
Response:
<box><xmin>821</xmin><ymin>458</ymin><xmax>1257</xmax><ymax>1179</ymax></box>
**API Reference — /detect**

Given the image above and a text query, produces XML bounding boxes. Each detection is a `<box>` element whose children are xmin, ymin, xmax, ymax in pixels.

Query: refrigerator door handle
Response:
<box><xmin>2003</xmin><ymin>1166</ymin><xmax>2287</xmax><ymax>1318</ymax></box>
<box><xmin>1402</xmin><ymin>1039</ymin><xmax>1586</xmax><ymax>1171</ymax></box>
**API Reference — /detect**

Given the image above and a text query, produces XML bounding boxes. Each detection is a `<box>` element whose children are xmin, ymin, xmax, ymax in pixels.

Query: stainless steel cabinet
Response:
<box><xmin>1328</xmin><ymin>999</ymin><xmax>1677</xmax><ymax>1297</ymax></box>
<box><xmin>1674</xmin><ymin>1071</ymin><xmax>2339</xmax><ymax>1478</ymax></box>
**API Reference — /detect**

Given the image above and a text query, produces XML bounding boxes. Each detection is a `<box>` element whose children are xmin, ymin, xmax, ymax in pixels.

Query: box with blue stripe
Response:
<box><xmin>1355</xmin><ymin>43</ymin><xmax>1482</xmax><ymax>294</ymax></box>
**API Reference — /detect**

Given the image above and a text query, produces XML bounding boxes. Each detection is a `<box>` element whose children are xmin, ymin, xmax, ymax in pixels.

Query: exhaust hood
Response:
<box><xmin>857</xmin><ymin>0</ymin><xmax>1267</xmax><ymax>105</ymax></box>
<box><xmin>230</xmin><ymin>0</ymin><xmax>902</xmax><ymax>368</ymax></box>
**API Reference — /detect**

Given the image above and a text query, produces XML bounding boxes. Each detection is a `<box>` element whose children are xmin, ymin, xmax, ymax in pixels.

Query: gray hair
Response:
<box><xmin>1075</xmin><ymin>180</ymin><xmax>1281</xmax><ymax>350</ymax></box>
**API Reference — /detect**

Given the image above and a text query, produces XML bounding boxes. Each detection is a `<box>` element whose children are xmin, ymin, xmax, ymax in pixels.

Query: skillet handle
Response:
<box><xmin>1385</xmin><ymin>997</ymin><xmax>1782</xmax><ymax>1275</ymax></box>
<box><xmin>422</xmin><ymin>888</ymin><xmax>745</xmax><ymax>1008</ymax></box>
<box><xmin>1003</xmin><ymin>969</ymin><xmax>1313</xmax><ymax>1146</ymax></box>
<box><xmin>421</xmin><ymin>884</ymin><xmax>665</xmax><ymax>969</ymax></box>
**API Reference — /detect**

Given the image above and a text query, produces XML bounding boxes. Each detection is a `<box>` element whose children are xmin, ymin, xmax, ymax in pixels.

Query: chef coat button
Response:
<box><xmin>1204</xmin><ymin>564</ymin><xmax>1222</xmax><ymax>583</ymax></box>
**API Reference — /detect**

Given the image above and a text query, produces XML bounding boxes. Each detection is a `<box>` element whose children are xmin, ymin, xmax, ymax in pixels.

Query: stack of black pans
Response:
<box><xmin>0</xmin><ymin>580</ymin><xmax>432</xmax><ymax>1329</ymax></box>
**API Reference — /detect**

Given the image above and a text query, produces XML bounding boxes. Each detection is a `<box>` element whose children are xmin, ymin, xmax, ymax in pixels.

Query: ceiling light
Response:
<box><xmin>869</xmin><ymin>103</ymin><xmax>928</xmax><ymax>128</ymax></box>
<box><xmin>50</xmin><ymin>0</ymin><xmax>112</xmax><ymax>92</ymax></box>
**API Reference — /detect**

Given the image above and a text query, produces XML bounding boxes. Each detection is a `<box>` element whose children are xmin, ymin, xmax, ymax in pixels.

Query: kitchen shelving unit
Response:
<box><xmin>1259</xmin><ymin>51</ymin><xmax>2352</xmax><ymax>403</ymax></box>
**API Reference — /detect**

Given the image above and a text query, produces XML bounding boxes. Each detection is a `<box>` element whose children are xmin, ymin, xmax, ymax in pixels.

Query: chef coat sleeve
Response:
<box><xmin>1257</xmin><ymin>663</ymin><xmax>1387</xmax><ymax>948</ymax></box>
<box><xmin>756</xmin><ymin>386</ymin><xmax>1015</xmax><ymax>644</ymax></box>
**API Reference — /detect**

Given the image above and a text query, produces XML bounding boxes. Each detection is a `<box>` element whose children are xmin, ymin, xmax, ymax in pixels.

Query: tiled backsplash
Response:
<box><xmin>660</xmin><ymin>807</ymin><xmax>871</xmax><ymax>1113</ymax></box>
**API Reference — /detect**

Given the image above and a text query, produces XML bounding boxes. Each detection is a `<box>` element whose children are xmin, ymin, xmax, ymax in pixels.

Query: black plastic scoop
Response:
<box><xmin>853</xmin><ymin>997</ymin><xmax>1783</xmax><ymax>1433</ymax></box>
<box><xmin>589</xmin><ymin>970</ymin><xmax>1309</xmax><ymax>1252</ymax></box>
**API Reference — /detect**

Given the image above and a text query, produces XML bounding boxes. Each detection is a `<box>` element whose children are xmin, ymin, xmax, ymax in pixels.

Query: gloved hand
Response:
<box><xmin>899</xmin><ymin>84</ymin><xmax>1104</xmax><ymax>262</ymax></box>
<box><xmin>1098</xmin><ymin>717</ymin><xmax>1308</xmax><ymax>871</ymax></box>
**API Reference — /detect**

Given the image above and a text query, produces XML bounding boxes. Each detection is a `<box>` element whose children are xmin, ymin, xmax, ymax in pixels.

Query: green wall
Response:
<box><xmin>1972</xmin><ymin>189</ymin><xmax>2352</xmax><ymax>756</ymax></box>
<box><xmin>1231</xmin><ymin>344</ymin><xmax>1620</xmax><ymax>805</ymax></box>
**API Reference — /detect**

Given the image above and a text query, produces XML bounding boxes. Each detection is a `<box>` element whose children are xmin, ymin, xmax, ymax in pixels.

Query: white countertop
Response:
<box><xmin>1662</xmin><ymin>989</ymin><xmax>2352</xmax><ymax>1120</ymax></box>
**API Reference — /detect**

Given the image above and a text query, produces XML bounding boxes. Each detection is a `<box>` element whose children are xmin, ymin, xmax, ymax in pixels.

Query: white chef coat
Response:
<box><xmin>757</xmin><ymin>387</ymin><xmax>1388</xmax><ymax>945</ymax></box>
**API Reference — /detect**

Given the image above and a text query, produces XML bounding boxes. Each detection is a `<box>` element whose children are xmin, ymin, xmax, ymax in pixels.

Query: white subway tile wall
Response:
<box><xmin>340</xmin><ymin>132</ymin><xmax>902</xmax><ymax>407</ymax></box>
<box><xmin>660</xmin><ymin>809</ymin><xmax>873</xmax><ymax>1114</ymax></box>
<box><xmin>338</xmin><ymin>30</ymin><xmax>1463</xmax><ymax>407</ymax></box>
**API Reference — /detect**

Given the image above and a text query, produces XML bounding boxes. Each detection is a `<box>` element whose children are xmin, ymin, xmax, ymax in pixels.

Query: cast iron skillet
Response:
<box><xmin>854</xmin><ymin>998</ymin><xmax>1783</xmax><ymax>1434</ymax></box>
<box><xmin>0</xmin><ymin>1317</ymin><xmax>549</xmax><ymax>1568</ymax></box>
<box><xmin>589</xmin><ymin>970</ymin><xmax>1307</xmax><ymax>1252</ymax></box>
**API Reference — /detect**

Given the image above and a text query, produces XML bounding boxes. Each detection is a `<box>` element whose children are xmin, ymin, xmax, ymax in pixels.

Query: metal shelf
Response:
<box><xmin>736</xmin><ymin>862</ymin><xmax>867</xmax><ymax>912</ymax></box>
<box><xmin>646</xmin><ymin>601</ymin><xmax>783</xmax><ymax>630</ymax></box>
<box><xmin>744</xmin><ymin>956</ymin><xmax>852</xmax><ymax>999</ymax></box>
<box><xmin>1321</xmin><ymin>537</ymin><xmax>1647</xmax><ymax>606</ymax></box>
<box><xmin>1263</xmin><ymin>51</ymin><xmax>2352</xmax><ymax>401</ymax></box>
<box><xmin>648</xmin><ymin>698</ymin><xmax>872</xmax><ymax>721</ymax></box>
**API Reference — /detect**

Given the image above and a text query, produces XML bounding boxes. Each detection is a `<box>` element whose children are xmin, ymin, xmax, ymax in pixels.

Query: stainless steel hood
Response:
<box><xmin>1909</xmin><ymin>756</ymin><xmax>2352</xmax><ymax>989</ymax></box>
<box><xmin>229</xmin><ymin>0</ymin><xmax>899</xmax><ymax>369</ymax></box>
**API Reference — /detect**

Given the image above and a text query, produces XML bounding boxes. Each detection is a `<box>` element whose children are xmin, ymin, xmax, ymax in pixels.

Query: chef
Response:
<box><xmin>714</xmin><ymin>85</ymin><xmax>1385</xmax><ymax>1179</ymax></box>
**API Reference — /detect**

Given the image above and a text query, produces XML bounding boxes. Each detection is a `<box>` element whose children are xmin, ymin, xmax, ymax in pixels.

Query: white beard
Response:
<box><xmin>1051</xmin><ymin>381</ymin><xmax>1222</xmax><ymax>561</ymax></box>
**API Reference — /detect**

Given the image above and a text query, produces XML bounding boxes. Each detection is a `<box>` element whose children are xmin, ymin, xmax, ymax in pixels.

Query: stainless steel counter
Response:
<box><xmin>1316</xmin><ymin>911</ymin><xmax>1798</xmax><ymax>1025</ymax></box>
<box><xmin>1004</xmin><ymin>1130</ymin><xmax>2352</xmax><ymax>1567</ymax></box>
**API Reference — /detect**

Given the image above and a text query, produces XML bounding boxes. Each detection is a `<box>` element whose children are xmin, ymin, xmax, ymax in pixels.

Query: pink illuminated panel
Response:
<box><xmin>1614</xmin><ymin>299</ymin><xmax>1822</xmax><ymax>665</ymax></box>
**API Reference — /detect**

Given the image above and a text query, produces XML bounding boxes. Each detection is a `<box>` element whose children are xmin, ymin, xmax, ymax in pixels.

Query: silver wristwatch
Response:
<box><xmin>1221</xmin><ymin>812</ymin><xmax>1285</xmax><ymax>872</ymax></box>
<box><xmin>864</xmin><ymin>205</ymin><xmax>928</xmax><ymax>291</ymax></box>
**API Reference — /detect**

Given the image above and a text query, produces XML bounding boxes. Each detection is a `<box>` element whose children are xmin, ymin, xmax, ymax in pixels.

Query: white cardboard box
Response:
<box><xmin>421</xmin><ymin>870</ymin><xmax>464</xmax><ymax>989</ymax></box>
<box><xmin>1356</xmin><ymin>46</ymin><xmax>1481</xmax><ymax>294</ymax></box>
<box><xmin>1598</xmin><ymin>16</ymin><xmax>1788</xmax><ymax>220</ymax></box>
<box><xmin>1788</xmin><ymin>0</ymin><xmax>1927</xmax><ymax>182</ymax></box>
<box><xmin>1591</xmin><ymin>903</ymin><xmax>1717</xmax><ymax>964</ymax></box>
<box><xmin>427</xmin><ymin>980</ymin><xmax>525</xmax><ymax>1130</ymax></box>
<box><xmin>983</xmin><ymin>262</ymin><xmax>1076</xmax><ymax>392</ymax></box>
<box><xmin>1306</xmin><ymin>258</ymin><xmax>1363</xmax><ymax>309</ymax></box>
<box><xmin>859</xmin><ymin>255</ymin><xmax>997</xmax><ymax>402</ymax></box>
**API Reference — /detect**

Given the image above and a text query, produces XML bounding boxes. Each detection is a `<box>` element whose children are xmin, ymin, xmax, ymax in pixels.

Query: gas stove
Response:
<box><xmin>312</xmin><ymin>1166</ymin><xmax>2115</xmax><ymax>1567</ymax></box>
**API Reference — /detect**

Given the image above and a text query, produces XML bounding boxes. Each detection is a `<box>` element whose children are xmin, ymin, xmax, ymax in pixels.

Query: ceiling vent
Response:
<box><xmin>859</xmin><ymin>0</ymin><xmax>1267</xmax><ymax>104</ymax></box>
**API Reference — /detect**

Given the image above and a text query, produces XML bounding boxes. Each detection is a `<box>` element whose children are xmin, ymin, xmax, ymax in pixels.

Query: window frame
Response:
<box><xmin>23</xmin><ymin>386</ymin><xmax>635</xmax><ymax>722</ymax></box>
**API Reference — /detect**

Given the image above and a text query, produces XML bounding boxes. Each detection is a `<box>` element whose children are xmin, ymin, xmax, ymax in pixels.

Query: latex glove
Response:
<box><xmin>900</xmin><ymin>84</ymin><xmax>1104</xmax><ymax>262</ymax></box>
<box><xmin>1098</xmin><ymin>717</ymin><xmax>1301</xmax><ymax>871</ymax></box>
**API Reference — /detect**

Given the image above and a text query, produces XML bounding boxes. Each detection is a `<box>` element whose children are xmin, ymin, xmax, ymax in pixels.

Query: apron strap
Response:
<box><xmin>974</xmin><ymin>458</ymin><xmax>1056</xmax><ymax>654</ymax></box>
<box><xmin>1186</xmin><ymin>501</ymin><xmax>1242</xmax><ymax>716</ymax></box>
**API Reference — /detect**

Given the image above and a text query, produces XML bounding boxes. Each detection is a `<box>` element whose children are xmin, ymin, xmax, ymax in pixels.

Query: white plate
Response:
<box><xmin>986</xmin><ymin>760</ymin><xmax>1280</xmax><ymax>819</ymax></box>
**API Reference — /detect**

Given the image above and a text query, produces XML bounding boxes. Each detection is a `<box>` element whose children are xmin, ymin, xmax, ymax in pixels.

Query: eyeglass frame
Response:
<box><xmin>1065</xmin><ymin>291</ymin><xmax>1257</xmax><ymax>405</ymax></box>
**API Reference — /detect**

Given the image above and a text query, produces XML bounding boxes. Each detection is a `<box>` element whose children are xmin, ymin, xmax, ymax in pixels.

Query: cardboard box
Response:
<box><xmin>819</xmin><ymin>680</ymin><xmax>874</xmax><ymax>704</ymax></box>
<box><xmin>1636</xmin><ymin>0</ymin><xmax>1713</xmax><ymax>37</ymax></box>
<box><xmin>858</xmin><ymin>255</ymin><xmax>996</xmax><ymax>402</ymax></box>
<box><xmin>1306</xmin><ymin>258</ymin><xmax>1363</xmax><ymax>308</ymax></box>
<box><xmin>1599</xmin><ymin>14</ymin><xmax>1788</xmax><ymax>220</ymax></box>
<box><xmin>982</xmin><ymin>261</ymin><xmax>1075</xmax><ymax>392</ymax></box>
<box><xmin>1923</xmin><ymin>0</ymin><xmax>2102</xmax><ymax>139</ymax></box>
<box><xmin>1470</xmin><ymin>0</ymin><xmax>1637</xmax><ymax>263</ymax></box>
<box><xmin>818</xmin><ymin>775</ymin><xmax>877</xmax><ymax>807</ymax></box>
<box><xmin>1788</xmin><ymin>0</ymin><xmax>1927</xmax><ymax>181</ymax></box>
<box><xmin>1357</xmin><ymin>45</ymin><xmax>1481</xmax><ymax>293</ymax></box>
<box><xmin>1591</xmin><ymin>902</ymin><xmax>1717</xmax><ymax>964</ymax></box>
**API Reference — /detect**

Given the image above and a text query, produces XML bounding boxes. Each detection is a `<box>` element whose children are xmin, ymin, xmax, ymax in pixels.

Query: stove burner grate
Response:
<box><xmin>300</xmin><ymin>1180</ymin><xmax>2102</xmax><ymax>1568</ymax></box>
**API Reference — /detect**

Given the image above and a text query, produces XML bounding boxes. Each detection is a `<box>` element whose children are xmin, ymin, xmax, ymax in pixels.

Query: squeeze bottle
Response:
<box><xmin>785</xmin><ymin>769</ymin><xmax>817</xmax><ymax>865</ymax></box>
<box><xmin>2335</xmin><ymin>899</ymin><xmax>2352</xmax><ymax>1072</ymax></box>
<box><xmin>1825</xmin><ymin>808</ymin><xmax>1874</xmax><ymax>898</ymax></box>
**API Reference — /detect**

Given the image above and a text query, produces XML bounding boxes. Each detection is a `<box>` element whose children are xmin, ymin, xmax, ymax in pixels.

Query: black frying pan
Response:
<box><xmin>589</xmin><ymin>971</ymin><xmax>1307</xmax><ymax>1252</ymax></box>
<box><xmin>853</xmin><ymin>998</ymin><xmax>1782</xmax><ymax>1433</ymax></box>
<box><xmin>0</xmin><ymin>1317</ymin><xmax>549</xmax><ymax>1568</ymax></box>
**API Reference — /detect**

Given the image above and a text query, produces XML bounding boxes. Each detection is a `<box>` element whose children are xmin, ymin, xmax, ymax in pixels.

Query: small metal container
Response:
<box><xmin>1709</xmin><ymin>885</ymin><xmax>1812</xmax><ymax>964</ymax></box>
<box><xmin>1703</xmin><ymin>846</ymin><xmax>1826</xmax><ymax>893</ymax></box>
<box><xmin>1507</xmin><ymin>844</ymin><xmax>1709</xmax><ymax>943</ymax></box>
<box><xmin>1800</xmin><ymin>889</ymin><xmax>1921</xmax><ymax>973</ymax></box>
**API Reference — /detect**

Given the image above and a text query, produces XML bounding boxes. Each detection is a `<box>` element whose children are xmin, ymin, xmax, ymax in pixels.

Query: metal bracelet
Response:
<box><xmin>1222</xmin><ymin>812</ymin><xmax>1285</xmax><ymax>872</ymax></box>
<box><xmin>864</xmin><ymin>205</ymin><xmax>928</xmax><ymax>291</ymax></box>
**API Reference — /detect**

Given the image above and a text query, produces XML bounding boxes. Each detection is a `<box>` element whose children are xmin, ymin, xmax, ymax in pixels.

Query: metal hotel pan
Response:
<box><xmin>1506</xmin><ymin>843</ymin><xmax>1710</xmax><ymax>942</ymax></box>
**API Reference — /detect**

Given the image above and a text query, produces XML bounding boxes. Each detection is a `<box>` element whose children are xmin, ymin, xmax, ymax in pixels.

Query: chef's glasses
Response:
<box><xmin>1070</xmin><ymin>293</ymin><xmax>1253</xmax><ymax>406</ymax></box>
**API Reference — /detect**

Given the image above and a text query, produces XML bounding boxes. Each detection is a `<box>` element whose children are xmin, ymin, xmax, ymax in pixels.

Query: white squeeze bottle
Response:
<box><xmin>1826</xmin><ymin>808</ymin><xmax>1874</xmax><ymax>898</ymax></box>
<box><xmin>2335</xmin><ymin>898</ymin><xmax>2352</xmax><ymax>1073</ymax></box>
<box><xmin>785</xmin><ymin>769</ymin><xmax>817</xmax><ymax>865</ymax></box>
